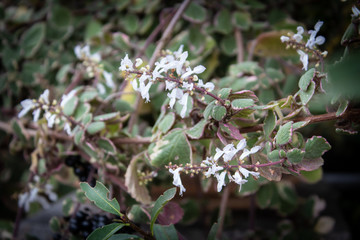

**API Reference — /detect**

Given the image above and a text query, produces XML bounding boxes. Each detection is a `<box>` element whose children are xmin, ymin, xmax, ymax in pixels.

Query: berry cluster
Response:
<box><xmin>68</xmin><ymin>210</ymin><xmax>112</xmax><ymax>238</ymax></box>
<box><xmin>64</xmin><ymin>155</ymin><xmax>97</xmax><ymax>186</ymax></box>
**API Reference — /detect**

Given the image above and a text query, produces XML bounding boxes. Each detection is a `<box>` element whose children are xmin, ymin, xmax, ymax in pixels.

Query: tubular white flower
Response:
<box><xmin>232</xmin><ymin>171</ymin><xmax>247</xmax><ymax>191</ymax></box>
<box><xmin>293</xmin><ymin>26</ymin><xmax>304</xmax><ymax>42</ymax></box>
<box><xmin>216</xmin><ymin>171</ymin><xmax>227</xmax><ymax>192</ymax></box>
<box><xmin>173</xmin><ymin>45</ymin><xmax>184</xmax><ymax>58</ymax></box>
<box><xmin>182</xmin><ymin>82</ymin><xmax>194</xmax><ymax>91</ymax></box>
<box><xmin>119</xmin><ymin>54</ymin><xmax>134</xmax><ymax>71</ymax></box>
<box><xmin>135</xmin><ymin>58</ymin><xmax>143</xmax><ymax>68</ymax></box>
<box><xmin>39</xmin><ymin>89</ymin><xmax>50</xmax><ymax>104</ymax></box>
<box><xmin>97</xmin><ymin>83</ymin><xmax>106</xmax><ymax>94</ymax></box>
<box><xmin>45</xmin><ymin>112</ymin><xmax>57</xmax><ymax>128</ymax></box>
<box><xmin>103</xmin><ymin>71</ymin><xmax>115</xmax><ymax>88</ymax></box>
<box><xmin>240</xmin><ymin>144</ymin><xmax>262</xmax><ymax>160</ymax></box>
<box><xmin>169</xmin><ymin>167</ymin><xmax>186</xmax><ymax>196</ymax></box>
<box><xmin>181</xmin><ymin>65</ymin><xmax>206</xmax><ymax>80</ymax></box>
<box><xmin>167</xmin><ymin>88</ymin><xmax>184</xmax><ymax>109</ymax></box>
<box><xmin>33</xmin><ymin>108</ymin><xmax>41</xmax><ymax>122</ymax></box>
<box><xmin>74</xmin><ymin>45</ymin><xmax>101</xmax><ymax>62</ymax></box>
<box><xmin>175</xmin><ymin>51</ymin><xmax>188</xmax><ymax>75</ymax></box>
<box><xmin>198</xmin><ymin>79</ymin><xmax>215</xmax><ymax>92</ymax></box>
<box><xmin>352</xmin><ymin>6</ymin><xmax>360</xmax><ymax>17</ymax></box>
<box><xmin>165</xmin><ymin>80</ymin><xmax>177</xmax><ymax>91</ymax></box>
<box><xmin>179</xmin><ymin>92</ymin><xmax>189</xmax><ymax>118</ymax></box>
<box><xmin>63</xmin><ymin>122</ymin><xmax>72</xmax><ymax>135</ymax></box>
<box><xmin>306</xmin><ymin>21</ymin><xmax>325</xmax><ymax>49</ymax></box>
<box><xmin>280</xmin><ymin>36</ymin><xmax>290</xmax><ymax>42</ymax></box>
<box><xmin>297</xmin><ymin>50</ymin><xmax>309</xmax><ymax>70</ymax></box>
<box><xmin>18</xmin><ymin>99</ymin><xmax>35</xmax><ymax>118</ymax></box>
<box><xmin>239</xmin><ymin>167</ymin><xmax>260</xmax><ymax>179</ymax></box>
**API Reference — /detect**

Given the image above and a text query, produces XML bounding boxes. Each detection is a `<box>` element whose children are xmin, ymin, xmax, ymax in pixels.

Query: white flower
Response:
<box><xmin>167</xmin><ymin>88</ymin><xmax>184</xmax><ymax>109</ymax></box>
<box><xmin>18</xmin><ymin>183</ymin><xmax>58</xmax><ymax>212</ymax></box>
<box><xmin>352</xmin><ymin>6</ymin><xmax>360</xmax><ymax>17</ymax></box>
<box><xmin>198</xmin><ymin>79</ymin><xmax>215</xmax><ymax>92</ymax></box>
<box><xmin>293</xmin><ymin>26</ymin><xmax>304</xmax><ymax>42</ymax></box>
<box><xmin>74</xmin><ymin>45</ymin><xmax>101</xmax><ymax>62</ymax></box>
<box><xmin>97</xmin><ymin>83</ymin><xmax>106</xmax><ymax>94</ymax></box>
<box><xmin>18</xmin><ymin>99</ymin><xmax>35</xmax><ymax>118</ymax></box>
<box><xmin>165</xmin><ymin>80</ymin><xmax>177</xmax><ymax>91</ymax></box>
<box><xmin>297</xmin><ymin>50</ymin><xmax>309</xmax><ymax>71</ymax></box>
<box><xmin>239</xmin><ymin>167</ymin><xmax>260</xmax><ymax>179</ymax></box>
<box><xmin>201</xmin><ymin>157</ymin><xmax>224</xmax><ymax>178</ymax></box>
<box><xmin>119</xmin><ymin>54</ymin><xmax>134</xmax><ymax>71</ymax></box>
<box><xmin>169</xmin><ymin>167</ymin><xmax>186</xmax><ymax>196</ymax></box>
<box><xmin>182</xmin><ymin>82</ymin><xmax>194</xmax><ymax>91</ymax></box>
<box><xmin>231</xmin><ymin>171</ymin><xmax>247</xmax><ymax>191</ymax></box>
<box><xmin>33</xmin><ymin>108</ymin><xmax>41</xmax><ymax>122</ymax></box>
<box><xmin>178</xmin><ymin>92</ymin><xmax>189</xmax><ymax>118</ymax></box>
<box><xmin>214</xmin><ymin>139</ymin><xmax>247</xmax><ymax>163</ymax></box>
<box><xmin>60</xmin><ymin>89</ymin><xmax>77</xmax><ymax>108</ymax></box>
<box><xmin>306</xmin><ymin>21</ymin><xmax>325</xmax><ymax>49</ymax></box>
<box><xmin>140</xmin><ymin>81</ymin><xmax>152</xmax><ymax>102</ymax></box>
<box><xmin>173</xmin><ymin>45</ymin><xmax>184</xmax><ymax>58</ymax></box>
<box><xmin>39</xmin><ymin>89</ymin><xmax>50</xmax><ymax>104</ymax></box>
<box><xmin>215</xmin><ymin>171</ymin><xmax>227</xmax><ymax>192</ymax></box>
<box><xmin>280</xmin><ymin>36</ymin><xmax>290</xmax><ymax>42</ymax></box>
<box><xmin>240</xmin><ymin>145</ymin><xmax>262</xmax><ymax>160</ymax></box>
<box><xmin>103</xmin><ymin>71</ymin><xmax>115</xmax><ymax>88</ymax></box>
<box><xmin>45</xmin><ymin>112</ymin><xmax>57</xmax><ymax>128</ymax></box>
<box><xmin>175</xmin><ymin>51</ymin><xmax>188</xmax><ymax>75</ymax></box>
<box><xmin>181</xmin><ymin>65</ymin><xmax>206</xmax><ymax>80</ymax></box>
<box><xmin>135</xmin><ymin>58</ymin><xmax>143</xmax><ymax>68</ymax></box>
<box><xmin>63</xmin><ymin>122</ymin><xmax>72</xmax><ymax>135</ymax></box>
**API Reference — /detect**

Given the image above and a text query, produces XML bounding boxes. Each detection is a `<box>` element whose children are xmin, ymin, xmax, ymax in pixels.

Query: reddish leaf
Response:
<box><xmin>157</xmin><ymin>202</ymin><xmax>184</xmax><ymax>226</ymax></box>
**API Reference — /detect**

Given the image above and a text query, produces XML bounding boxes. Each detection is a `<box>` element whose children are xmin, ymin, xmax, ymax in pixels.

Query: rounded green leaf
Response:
<box><xmin>233</xmin><ymin>11</ymin><xmax>252</xmax><ymax>30</ymax></box>
<box><xmin>87</xmin><ymin>223</ymin><xmax>126</xmax><ymax>240</ymax></box>
<box><xmin>212</xmin><ymin>105</ymin><xmax>226</xmax><ymax>121</ymax></box>
<box><xmin>263</xmin><ymin>110</ymin><xmax>276</xmax><ymax>139</ymax></box>
<box><xmin>215</xmin><ymin>9</ymin><xmax>233</xmax><ymax>34</ymax></box>
<box><xmin>275</xmin><ymin>121</ymin><xmax>293</xmax><ymax>146</ymax></box>
<box><xmin>158</xmin><ymin>113</ymin><xmax>176</xmax><ymax>134</ymax></box>
<box><xmin>50</xmin><ymin>5</ymin><xmax>72</xmax><ymax>29</ymax></box>
<box><xmin>87</xmin><ymin>121</ymin><xmax>105</xmax><ymax>134</ymax></box>
<box><xmin>63</xmin><ymin>96</ymin><xmax>78</xmax><ymax>116</ymax></box>
<box><xmin>221</xmin><ymin>35</ymin><xmax>236</xmax><ymax>56</ymax></box>
<box><xmin>231</xmin><ymin>98</ymin><xmax>254</xmax><ymax>110</ymax></box>
<box><xmin>21</xmin><ymin>22</ymin><xmax>46</xmax><ymax>58</ymax></box>
<box><xmin>304</xmin><ymin>136</ymin><xmax>331</xmax><ymax>159</ymax></box>
<box><xmin>122</xmin><ymin>14</ymin><xmax>139</xmax><ymax>35</ymax></box>
<box><xmin>94</xmin><ymin>112</ymin><xmax>120</xmax><ymax>121</ymax></box>
<box><xmin>97</xmin><ymin>138</ymin><xmax>116</xmax><ymax>153</ymax></box>
<box><xmin>186</xmin><ymin>119</ymin><xmax>207</xmax><ymax>139</ymax></box>
<box><xmin>299</xmin><ymin>68</ymin><xmax>315</xmax><ymax>91</ymax></box>
<box><xmin>286</xmin><ymin>148</ymin><xmax>305</xmax><ymax>164</ymax></box>
<box><xmin>184</xmin><ymin>2</ymin><xmax>206</xmax><ymax>23</ymax></box>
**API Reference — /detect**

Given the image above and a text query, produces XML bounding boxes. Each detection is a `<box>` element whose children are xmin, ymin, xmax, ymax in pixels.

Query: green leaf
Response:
<box><xmin>292</xmin><ymin>120</ymin><xmax>310</xmax><ymax>130</ymax></box>
<box><xmin>49</xmin><ymin>216</ymin><xmax>61</xmax><ymax>232</ymax></box>
<box><xmin>50</xmin><ymin>5</ymin><xmax>72</xmax><ymax>29</ymax></box>
<box><xmin>263</xmin><ymin>110</ymin><xmax>276</xmax><ymax>139</ymax></box>
<box><xmin>304</xmin><ymin>136</ymin><xmax>331</xmax><ymax>159</ymax></box>
<box><xmin>299</xmin><ymin>80</ymin><xmax>315</xmax><ymax>105</ymax></box>
<box><xmin>186</xmin><ymin>119</ymin><xmax>207</xmax><ymax>139</ymax></box>
<box><xmin>122</xmin><ymin>14</ymin><xmax>139</xmax><ymax>35</ymax></box>
<box><xmin>301</xmin><ymin>168</ymin><xmax>323</xmax><ymax>183</ymax></box>
<box><xmin>94</xmin><ymin>112</ymin><xmax>120</xmax><ymax>121</ymax></box>
<box><xmin>74</xmin><ymin>103</ymin><xmax>91</xmax><ymax>121</ymax></box>
<box><xmin>87</xmin><ymin>223</ymin><xmax>126</xmax><ymax>240</ymax></box>
<box><xmin>215</xmin><ymin>9</ymin><xmax>233</xmax><ymax>34</ymax></box>
<box><xmin>229</xmin><ymin>61</ymin><xmax>262</xmax><ymax>76</ymax></box>
<box><xmin>256</xmin><ymin>183</ymin><xmax>275</xmax><ymax>209</ymax></box>
<box><xmin>80</xmin><ymin>181</ymin><xmax>121</xmax><ymax>216</ymax></box>
<box><xmin>82</xmin><ymin>141</ymin><xmax>98</xmax><ymax>159</ymax></box>
<box><xmin>80</xmin><ymin>90</ymin><xmax>98</xmax><ymax>102</ymax></box>
<box><xmin>299</xmin><ymin>68</ymin><xmax>315</xmax><ymax>91</ymax></box>
<box><xmin>275</xmin><ymin>121</ymin><xmax>293</xmax><ymax>145</ymax></box>
<box><xmin>74</xmin><ymin>130</ymin><xmax>84</xmax><ymax>145</ymax></box>
<box><xmin>207</xmin><ymin>221</ymin><xmax>219</xmax><ymax>240</ymax></box>
<box><xmin>150</xmin><ymin>188</ymin><xmax>177</xmax><ymax>234</ymax></box>
<box><xmin>21</xmin><ymin>22</ymin><xmax>46</xmax><ymax>58</ymax></box>
<box><xmin>184</xmin><ymin>2</ymin><xmax>206</xmax><ymax>23</ymax></box>
<box><xmin>149</xmin><ymin>129</ymin><xmax>192</xmax><ymax>167</ymax></box>
<box><xmin>12</xmin><ymin>120</ymin><xmax>27</xmax><ymax>142</ymax></box>
<box><xmin>63</xmin><ymin>96</ymin><xmax>78</xmax><ymax>116</ymax></box>
<box><xmin>114</xmin><ymin>99</ymin><xmax>133</xmax><ymax>112</ymax></box>
<box><xmin>231</xmin><ymin>98</ymin><xmax>254</xmax><ymax>110</ymax></box>
<box><xmin>153</xmin><ymin>224</ymin><xmax>178</xmax><ymax>240</ymax></box>
<box><xmin>212</xmin><ymin>105</ymin><xmax>226</xmax><ymax>121</ymax></box>
<box><xmin>62</xmin><ymin>198</ymin><xmax>74</xmax><ymax>216</ymax></box>
<box><xmin>109</xmin><ymin>234</ymin><xmax>141</xmax><ymax>240</ymax></box>
<box><xmin>268</xmin><ymin>149</ymin><xmax>280</xmax><ymax>162</ymax></box>
<box><xmin>286</xmin><ymin>148</ymin><xmax>305</xmax><ymax>164</ymax></box>
<box><xmin>203</xmin><ymin>101</ymin><xmax>215</xmax><ymax>120</ymax></box>
<box><xmin>97</xmin><ymin>138</ymin><xmax>116</xmax><ymax>153</ymax></box>
<box><xmin>85</xmin><ymin>19</ymin><xmax>102</xmax><ymax>40</ymax></box>
<box><xmin>233</xmin><ymin>11</ymin><xmax>252</xmax><ymax>30</ymax></box>
<box><xmin>336</xmin><ymin>99</ymin><xmax>349</xmax><ymax>117</ymax></box>
<box><xmin>87</xmin><ymin>121</ymin><xmax>106</xmax><ymax>134</ymax></box>
<box><xmin>220</xmin><ymin>35</ymin><xmax>236</xmax><ymax>56</ymax></box>
<box><xmin>217</xmin><ymin>88</ymin><xmax>232</xmax><ymax>99</ymax></box>
<box><xmin>158</xmin><ymin>113</ymin><xmax>176</xmax><ymax>134</ymax></box>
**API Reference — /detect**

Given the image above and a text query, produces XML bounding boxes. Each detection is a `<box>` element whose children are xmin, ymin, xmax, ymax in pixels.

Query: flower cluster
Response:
<box><xmin>18</xmin><ymin>176</ymin><xmax>58</xmax><ymax>212</ymax></box>
<box><xmin>281</xmin><ymin>21</ymin><xmax>327</xmax><ymax>70</ymax></box>
<box><xmin>74</xmin><ymin>45</ymin><xmax>116</xmax><ymax>94</ymax></box>
<box><xmin>18</xmin><ymin>89</ymin><xmax>76</xmax><ymax>135</ymax></box>
<box><xmin>119</xmin><ymin>45</ymin><xmax>215</xmax><ymax>118</ymax></box>
<box><xmin>169</xmin><ymin>139</ymin><xmax>262</xmax><ymax>195</ymax></box>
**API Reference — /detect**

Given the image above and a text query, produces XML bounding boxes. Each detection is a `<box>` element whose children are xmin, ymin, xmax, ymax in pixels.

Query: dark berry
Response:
<box><xmin>65</xmin><ymin>155</ymin><xmax>80</xmax><ymax>167</ymax></box>
<box><xmin>81</xmin><ymin>231</ymin><xmax>90</xmax><ymax>238</ymax></box>
<box><xmin>76</xmin><ymin>211</ymin><xmax>87</xmax><ymax>220</ymax></box>
<box><xmin>89</xmin><ymin>178</ymin><xmax>96</xmax><ymax>187</ymax></box>
<box><xmin>81</xmin><ymin>220</ymin><xmax>92</xmax><ymax>231</ymax></box>
<box><xmin>68</xmin><ymin>222</ymin><xmax>79</xmax><ymax>234</ymax></box>
<box><xmin>74</xmin><ymin>167</ymin><xmax>85</xmax><ymax>177</ymax></box>
<box><xmin>80</xmin><ymin>175</ymin><xmax>88</xmax><ymax>182</ymax></box>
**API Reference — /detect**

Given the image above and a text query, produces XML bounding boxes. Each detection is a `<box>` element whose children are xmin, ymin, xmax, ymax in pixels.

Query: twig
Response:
<box><xmin>234</xmin><ymin>28</ymin><xmax>244</xmax><ymax>63</ymax></box>
<box><xmin>216</xmin><ymin>186</ymin><xmax>230</xmax><ymax>239</ymax></box>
